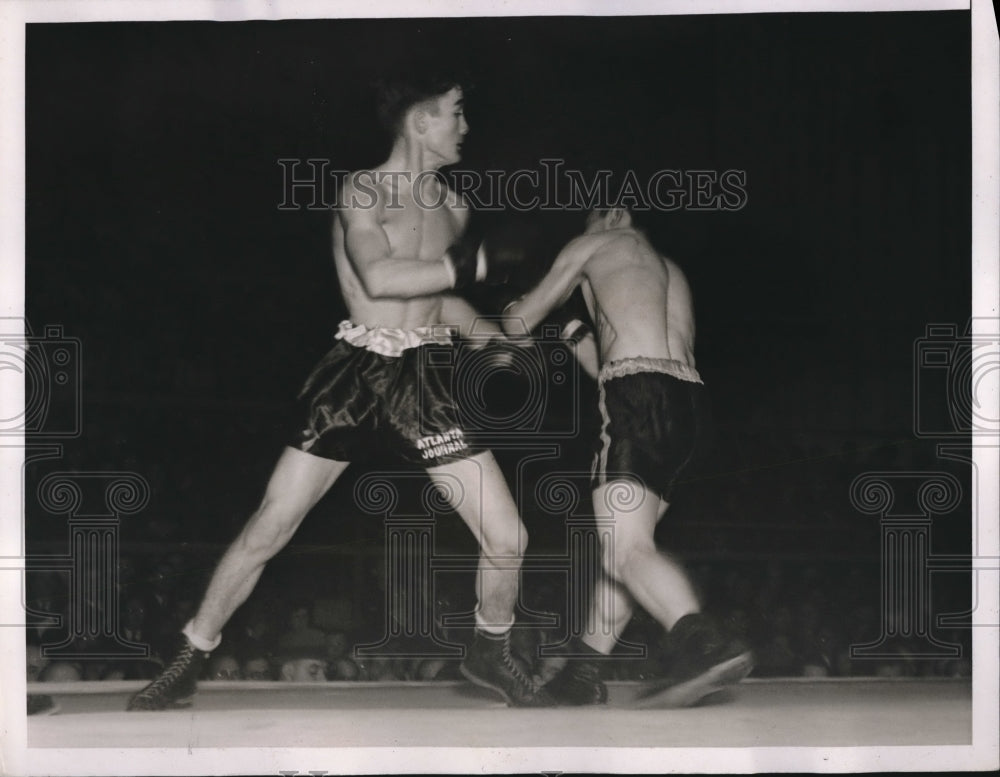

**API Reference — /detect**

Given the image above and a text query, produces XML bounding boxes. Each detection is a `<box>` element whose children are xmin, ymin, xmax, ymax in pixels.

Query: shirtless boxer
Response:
<box><xmin>502</xmin><ymin>206</ymin><xmax>753</xmax><ymax>706</ymax></box>
<box><xmin>128</xmin><ymin>64</ymin><xmax>552</xmax><ymax>710</ymax></box>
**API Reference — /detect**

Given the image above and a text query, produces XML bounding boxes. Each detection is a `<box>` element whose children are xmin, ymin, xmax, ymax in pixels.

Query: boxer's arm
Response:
<box><xmin>439</xmin><ymin>294</ymin><xmax>503</xmax><ymax>340</ymax></box>
<box><xmin>569</xmin><ymin>329</ymin><xmax>600</xmax><ymax>380</ymax></box>
<box><xmin>500</xmin><ymin>235</ymin><xmax>597</xmax><ymax>334</ymax></box>
<box><xmin>338</xmin><ymin>178</ymin><xmax>454</xmax><ymax>299</ymax></box>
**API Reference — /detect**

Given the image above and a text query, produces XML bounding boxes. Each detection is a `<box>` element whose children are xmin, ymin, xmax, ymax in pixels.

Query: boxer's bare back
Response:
<box><xmin>576</xmin><ymin>229</ymin><xmax>696</xmax><ymax>368</ymax></box>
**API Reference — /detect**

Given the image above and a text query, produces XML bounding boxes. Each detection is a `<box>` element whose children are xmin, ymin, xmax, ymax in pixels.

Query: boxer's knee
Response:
<box><xmin>238</xmin><ymin>498</ymin><xmax>306</xmax><ymax>559</ymax></box>
<box><xmin>480</xmin><ymin>513</ymin><xmax>528</xmax><ymax>560</ymax></box>
<box><xmin>601</xmin><ymin>533</ymin><xmax>654</xmax><ymax>582</ymax></box>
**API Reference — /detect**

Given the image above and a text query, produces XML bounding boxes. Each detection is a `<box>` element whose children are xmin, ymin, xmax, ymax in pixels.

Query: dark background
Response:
<box><xmin>24</xmin><ymin>13</ymin><xmax>972</xmax><ymax>612</ymax></box>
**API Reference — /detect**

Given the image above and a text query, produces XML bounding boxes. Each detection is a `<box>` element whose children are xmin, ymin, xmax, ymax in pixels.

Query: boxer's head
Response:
<box><xmin>585</xmin><ymin>206</ymin><xmax>633</xmax><ymax>234</ymax></box>
<box><xmin>375</xmin><ymin>63</ymin><xmax>470</xmax><ymax>164</ymax></box>
<box><xmin>376</xmin><ymin>63</ymin><xmax>468</xmax><ymax>135</ymax></box>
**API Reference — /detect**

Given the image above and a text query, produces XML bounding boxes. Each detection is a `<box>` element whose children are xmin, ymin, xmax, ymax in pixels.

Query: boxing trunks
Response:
<box><xmin>591</xmin><ymin>356</ymin><xmax>705</xmax><ymax>501</ymax></box>
<box><xmin>289</xmin><ymin>321</ymin><xmax>484</xmax><ymax>466</ymax></box>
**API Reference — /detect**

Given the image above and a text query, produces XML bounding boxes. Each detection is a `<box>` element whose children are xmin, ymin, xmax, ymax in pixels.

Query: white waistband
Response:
<box><xmin>335</xmin><ymin>320</ymin><xmax>455</xmax><ymax>357</ymax></box>
<box><xmin>599</xmin><ymin>356</ymin><xmax>703</xmax><ymax>385</ymax></box>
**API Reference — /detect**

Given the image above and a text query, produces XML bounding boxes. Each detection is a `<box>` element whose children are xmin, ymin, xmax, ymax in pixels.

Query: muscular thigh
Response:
<box><xmin>260</xmin><ymin>447</ymin><xmax>349</xmax><ymax>518</ymax></box>
<box><xmin>426</xmin><ymin>451</ymin><xmax>520</xmax><ymax>538</ymax></box>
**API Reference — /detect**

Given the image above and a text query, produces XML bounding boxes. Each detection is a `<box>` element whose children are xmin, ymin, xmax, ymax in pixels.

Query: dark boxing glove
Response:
<box><xmin>478</xmin><ymin>221</ymin><xmax>532</xmax><ymax>287</ymax></box>
<box><xmin>445</xmin><ymin>219</ymin><xmax>488</xmax><ymax>290</ymax></box>
<box><xmin>446</xmin><ymin>217</ymin><xmax>533</xmax><ymax>290</ymax></box>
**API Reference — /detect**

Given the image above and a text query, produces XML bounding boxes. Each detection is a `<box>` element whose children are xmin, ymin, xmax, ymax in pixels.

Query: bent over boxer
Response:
<box><xmin>502</xmin><ymin>206</ymin><xmax>753</xmax><ymax>707</ymax></box>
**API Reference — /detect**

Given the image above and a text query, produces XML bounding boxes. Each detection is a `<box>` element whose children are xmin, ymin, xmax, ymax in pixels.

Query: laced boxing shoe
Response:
<box><xmin>127</xmin><ymin>633</ymin><xmax>209</xmax><ymax>711</ymax></box>
<box><xmin>460</xmin><ymin>629</ymin><xmax>556</xmax><ymax>707</ymax></box>
<box><xmin>640</xmin><ymin>612</ymin><xmax>754</xmax><ymax>708</ymax></box>
<box><xmin>544</xmin><ymin>659</ymin><xmax>608</xmax><ymax>705</ymax></box>
<box><xmin>542</xmin><ymin>640</ymin><xmax>609</xmax><ymax>705</ymax></box>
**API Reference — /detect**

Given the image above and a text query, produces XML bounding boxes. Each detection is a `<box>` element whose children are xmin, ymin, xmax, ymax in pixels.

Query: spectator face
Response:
<box><xmin>40</xmin><ymin>661</ymin><xmax>82</xmax><ymax>682</ymax></box>
<box><xmin>359</xmin><ymin>657</ymin><xmax>398</xmax><ymax>681</ymax></box>
<box><xmin>242</xmin><ymin>657</ymin><xmax>272</xmax><ymax>680</ymax></box>
<box><xmin>801</xmin><ymin>652</ymin><xmax>831</xmax><ymax>677</ymax></box>
<box><xmin>331</xmin><ymin>658</ymin><xmax>360</xmax><ymax>681</ymax></box>
<box><xmin>325</xmin><ymin>632</ymin><xmax>348</xmax><ymax>661</ymax></box>
<box><xmin>26</xmin><ymin>644</ymin><xmax>49</xmax><ymax>680</ymax></box>
<box><xmin>208</xmin><ymin>655</ymin><xmax>241</xmax><ymax>680</ymax></box>
<box><xmin>123</xmin><ymin>597</ymin><xmax>146</xmax><ymax>630</ymax></box>
<box><xmin>280</xmin><ymin>657</ymin><xmax>326</xmax><ymax>682</ymax></box>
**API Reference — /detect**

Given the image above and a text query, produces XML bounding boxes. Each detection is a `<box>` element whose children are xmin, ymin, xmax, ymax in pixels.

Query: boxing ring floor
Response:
<box><xmin>26</xmin><ymin>677</ymin><xmax>971</xmax><ymax>750</ymax></box>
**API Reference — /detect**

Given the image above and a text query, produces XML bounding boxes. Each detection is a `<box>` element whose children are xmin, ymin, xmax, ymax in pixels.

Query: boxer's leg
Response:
<box><xmin>128</xmin><ymin>448</ymin><xmax>347</xmax><ymax>711</ymax></box>
<box><xmin>427</xmin><ymin>451</ymin><xmax>553</xmax><ymax>707</ymax></box>
<box><xmin>191</xmin><ymin>449</ymin><xmax>348</xmax><ymax>641</ymax></box>
<box><xmin>593</xmin><ymin>480</ymin><xmax>700</xmax><ymax>631</ymax></box>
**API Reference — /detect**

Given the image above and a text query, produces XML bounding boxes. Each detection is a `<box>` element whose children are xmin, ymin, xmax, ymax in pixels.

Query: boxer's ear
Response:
<box><xmin>407</xmin><ymin>106</ymin><xmax>428</xmax><ymax>135</ymax></box>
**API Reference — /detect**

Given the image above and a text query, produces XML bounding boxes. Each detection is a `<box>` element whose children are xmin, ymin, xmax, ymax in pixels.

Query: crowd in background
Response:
<box><xmin>25</xmin><ymin>547</ymin><xmax>972</xmax><ymax>688</ymax></box>
<box><xmin>24</xmin><ymin>366</ymin><xmax>972</xmax><ymax>688</ymax></box>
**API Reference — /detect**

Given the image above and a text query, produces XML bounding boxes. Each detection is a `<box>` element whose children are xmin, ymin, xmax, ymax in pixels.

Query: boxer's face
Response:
<box><xmin>420</xmin><ymin>87</ymin><xmax>468</xmax><ymax>165</ymax></box>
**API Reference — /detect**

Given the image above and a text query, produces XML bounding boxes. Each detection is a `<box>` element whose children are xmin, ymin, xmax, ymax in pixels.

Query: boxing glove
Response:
<box><xmin>445</xmin><ymin>219</ymin><xmax>488</xmax><ymax>290</ymax></box>
<box><xmin>446</xmin><ymin>217</ymin><xmax>532</xmax><ymax>290</ymax></box>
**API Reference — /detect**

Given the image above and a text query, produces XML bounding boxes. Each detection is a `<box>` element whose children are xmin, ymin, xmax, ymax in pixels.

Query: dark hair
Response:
<box><xmin>374</xmin><ymin>56</ymin><xmax>469</xmax><ymax>137</ymax></box>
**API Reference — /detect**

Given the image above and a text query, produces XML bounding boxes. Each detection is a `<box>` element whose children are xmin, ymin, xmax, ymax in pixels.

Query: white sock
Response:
<box><xmin>182</xmin><ymin>620</ymin><xmax>221</xmax><ymax>653</ymax></box>
<box><xmin>476</xmin><ymin>611</ymin><xmax>514</xmax><ymax>635</ymax></box>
